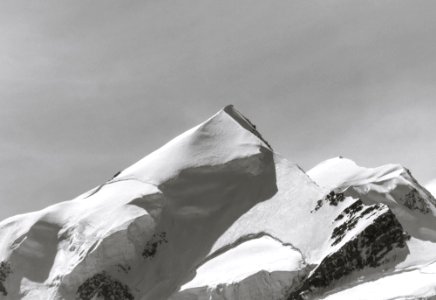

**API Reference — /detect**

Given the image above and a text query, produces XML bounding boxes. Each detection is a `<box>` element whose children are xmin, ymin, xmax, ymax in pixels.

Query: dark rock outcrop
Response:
<box><xmin>288</xmin><ymin>204</ymin><xmax>409</xmax><ymax>300</ymax></box>
<box><xmin>142</xmin><ymin>232</ymin><xmax>168</xmax><ymax>259</ymax></box>
<box><xmin>402</xmin><ymin>189</ymin><xmax>431</xmax><ymax>213</ymax></box>
<box><xmin>0</xmin><ymin>261</ymin><xmax>12</xmax><ymax>296</ymax></box>
<box><xmin>312</xmin><ymin>191</ymin><xmax>345</xmax><ymax>212</ymax></box>
<box><xmin>76</xmin><ymin>272</ymin><xmax>134</xmax><ymax>300</ymax></box>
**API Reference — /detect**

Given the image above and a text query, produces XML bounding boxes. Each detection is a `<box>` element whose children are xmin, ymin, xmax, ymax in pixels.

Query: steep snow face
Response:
<box><xmin>167</xmin><ymin>155</ymin><xmax>328</xmax><ymax>300</ymax></box>
<box><xmin>0</xmin><ymin>105</ymin><xmax>278</xmax><ymax>300</ymax></box>
<box><xmin>210</xmin><ymin>155</ymin><xmax>326</xmax><ymax>262</ymax></box>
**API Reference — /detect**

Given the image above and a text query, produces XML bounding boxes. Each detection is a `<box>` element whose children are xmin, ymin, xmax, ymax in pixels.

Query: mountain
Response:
<box><xmin>0</xmin><ymin>106</ymin><xmax>436</xmax><ymax>300</ymax></box>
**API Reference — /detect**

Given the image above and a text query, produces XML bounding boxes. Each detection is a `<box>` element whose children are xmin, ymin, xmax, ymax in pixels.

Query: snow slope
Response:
<box><xmin>181</xmin><ymin>235</ymin><xmax>302</xmax><ymax>290</ymax></box>
<box><xmin>321</xmin><ymin>260</ymin><xmax>436</xmax><ymax>300</ymax></box>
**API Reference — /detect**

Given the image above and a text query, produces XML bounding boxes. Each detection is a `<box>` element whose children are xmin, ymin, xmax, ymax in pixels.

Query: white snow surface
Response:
<box><xmin>321</xmin><ymin>261</ymin><xmax>436</xmax><ymax>300</ymax></box>
<box><xmin>181</xmin><ymin>235</ymin><xmax>303</xmax><ymax>290</ymax></box>
<box><xmin>308</xmin><ymin>157</ymin><xmax>422</xmax><ymax>195</ymax></box>
<box><xmin>426</xmin><ymin>179</ymin><xmax>436</xmax><ymax>198</ymax></box>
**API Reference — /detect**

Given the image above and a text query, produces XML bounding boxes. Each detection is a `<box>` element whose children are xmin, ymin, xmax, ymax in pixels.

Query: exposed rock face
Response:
<box><xmin>142</xmin><ymin>232</ymin><xmax>168</xmax><ymax>259</ymax></box>
<box><xmin>402</xmin><ymin>189</ymin><xmax>431</xmax><ymax>213</ymax></box>
<box><xmin>330</xmin><ymin>200</ymin><xmax>381</xmax><ymax>246</ymax></box>
<box><xmin>312</xmin><ymin>191</ymin><xmax>346</xmax><ymax>212</ymax></box>
<box><xmin>76</xmin><ymin>272</ymin><xmax>134</xmax><ymax>300</ymax></box>
<box><xmin>288</xmin><ymin>201</ymin><xmax>410</xmax><ymax>300</ymax></box>
<box><xmin>0</xmin><ymin>262</ymin><xmax>12</xmax><ymax>296</ymax></box>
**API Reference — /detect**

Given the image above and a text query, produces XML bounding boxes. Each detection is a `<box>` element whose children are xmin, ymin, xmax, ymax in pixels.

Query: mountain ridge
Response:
<box><xmin>0</xmin><ymin>106</ymin><xmax>435</xmax><ymax>300</ymax></box>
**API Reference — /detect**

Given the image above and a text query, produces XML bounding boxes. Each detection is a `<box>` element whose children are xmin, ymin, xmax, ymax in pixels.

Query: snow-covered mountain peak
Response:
<box><xmin>309</xmin><ymin>157</ymin><xmax>436</xmax><ymax>233</ymax></box>
<box><xmin>115</xmin><ymin>105</ymin><xmax>272</xmax><ymax>186</ymax></box>
<box><xmin>0</xmin><ymin>106</ymin><xmax>280</xmax><ymax>300</ymax></box>
<box><xmin>309</xmin><ymin>157</ymin><xmax>436</xmax><ymax>212</ymax></box>
<box><xmin>307</xmin><ymin>156</ymin><xmax>407</xmax><ymax>191</ymax></box>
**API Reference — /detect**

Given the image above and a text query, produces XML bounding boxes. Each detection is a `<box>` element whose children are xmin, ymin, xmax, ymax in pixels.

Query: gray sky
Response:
<box><xmin>1</xmin><ymin>0</ymin><xmax>436</xmax><ymax>221</ymax></box>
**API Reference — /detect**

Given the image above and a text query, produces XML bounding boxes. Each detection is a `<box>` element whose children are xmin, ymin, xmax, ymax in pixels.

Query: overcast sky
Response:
<box><xmin>1</xmin><ymin>0</ymin><xmax>436</xmax><ymax>220</ymax></box>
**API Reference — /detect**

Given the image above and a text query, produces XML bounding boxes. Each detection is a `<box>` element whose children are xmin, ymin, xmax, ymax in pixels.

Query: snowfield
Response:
<box><xmin>321</xmin><ymin>261</ymin><xmax>436</xmax><ymax>300</ymax></box>
<box><xmin>0</xmin><ymin>105</ymin><xmax>435</xmax><ymax>300</ymax></box>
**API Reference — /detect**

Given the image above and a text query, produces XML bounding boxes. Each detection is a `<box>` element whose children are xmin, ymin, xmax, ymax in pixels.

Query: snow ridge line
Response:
<box><xmin>223</xmin><ymin>105</ymin><xmax>273</xmax><ymax>150</ymax></box>
<box><xmin>84</xmin><ymin>177</ymin><xmax>159</xmax><ymax>199</ymax></box>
